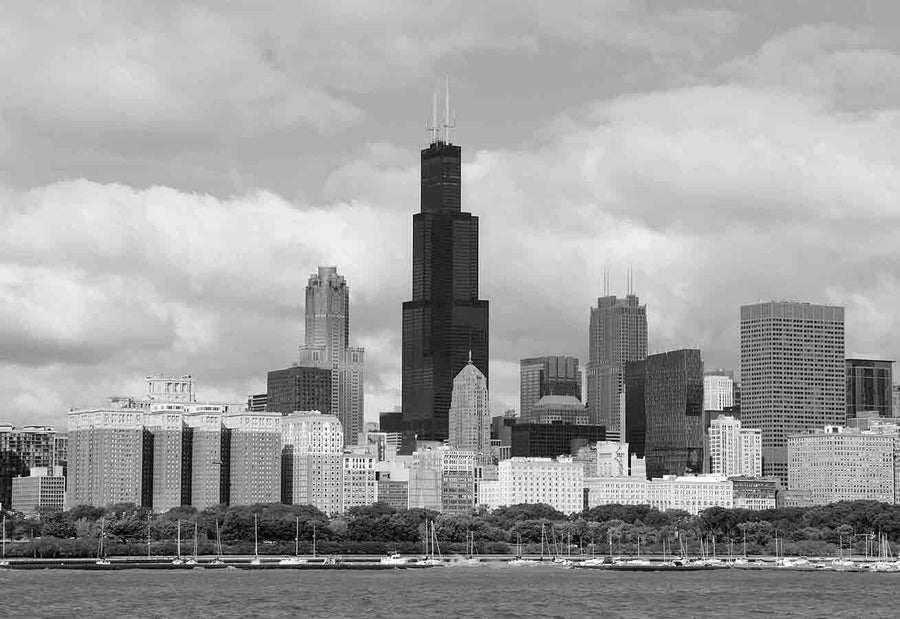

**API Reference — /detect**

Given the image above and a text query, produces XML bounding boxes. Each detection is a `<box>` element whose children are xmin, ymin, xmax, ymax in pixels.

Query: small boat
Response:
<box><xmin>419</xmin><ymin>521</ymin><xmax>443</xmax><ymax>566</ymax></box>
<box><xmin>380</xmin><ymin>552</ymin><xmax>411</xmax><ymax>566</ymax></box>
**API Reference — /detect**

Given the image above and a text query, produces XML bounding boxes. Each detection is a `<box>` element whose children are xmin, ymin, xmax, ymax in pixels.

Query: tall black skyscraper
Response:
<box><xmin>402</xmin><ymin>91</ymin><xmax>489</xmax><ymax>441</ymax></box>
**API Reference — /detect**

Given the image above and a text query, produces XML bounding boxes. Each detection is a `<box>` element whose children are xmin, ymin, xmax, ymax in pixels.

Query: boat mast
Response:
<box><xmin>313</xmin><ymin>523</ymin><xmax>317</xmax><ymax>558</ymax></box>
<box><xmin>193</xmin><ymin>522</ymin><xmax>198</xmax><ymax>560</ymax></box>
<box><xmin>147</xmin><ymin>514</ymin><xmax>151</xmax><ymax>559</ymax></box>
<box><xmin>254</xmin><ymin>514</ymin><xmax>259</xmax><ymax>561</ymax></box>
<box><xmin>295</xmin><ymin>517</ymin><xmax>299</xmax><ymax>558</ymax></box>
<box><xmin>176</xmin><ymin>519</ymin><xmax>181</xmax><ymax>559</ymax></box>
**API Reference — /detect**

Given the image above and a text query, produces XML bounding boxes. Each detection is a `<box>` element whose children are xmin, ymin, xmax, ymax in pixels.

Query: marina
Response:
<box><xmin>4</xmin><ymin>553</ymin><xmax>900</xmax><ymax>573</ymax></box>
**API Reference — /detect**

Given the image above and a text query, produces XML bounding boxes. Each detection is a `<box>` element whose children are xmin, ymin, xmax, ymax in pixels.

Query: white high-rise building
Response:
<box><xmin>708</xmin><ymin>416</ymin><xmax>762</xmax><ymax>477</ymax></box>
<box><xmin>301</xmin><ymin>266</ymin><xmax>365</xmax><ymax>445</ymax></box>
<box><xmin>281</xmin><ymin>411</ymin><xmax>344</xmax><ymax>514</ymax></box>
<box><xmin>223</xmin><ymin>410</ymin><xmax>282</xmax><ymax>506</ymax></box>
<box><xmin>448</xmin><ymin>356</ymin><xmax>490</xmax><ymax>453</ymax></box>
<box><xmin>703</xmin><ymin>373</ymin><xmax>734</xmax><ymax>411</ymax></box>
<box><xmin>498</xmin><ymin>457</ymin><xmax>583</xmax><ymax>515</ymax></box>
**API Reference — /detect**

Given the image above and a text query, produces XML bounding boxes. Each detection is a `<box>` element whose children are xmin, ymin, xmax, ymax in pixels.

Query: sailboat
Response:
<box><xmin>421</xmin><ymin>521</ymin><xmax>443</xmax><ymax>566</ymax></box>
<box><xmin>185</xmin><ymin>522</ymin><xmax>199</xmax><ymax>565</ymax></box>
<box><xmin>172</xmin><ymin>519</ymin><xmax>184</xmax><ymax>565</ymax></box>
<box><xmin>463</xmin><ymin>530</ymin><xmax>481</xmax><ymax>564</ymax></box>
<box><xmin>280</xmin><ymin>517</ymin><xmax>306</xmax><ymax>565</ymax></box>
<box><xmin>507</xmin><ymin>533</ymin><xmax>535</xmax><ymax>566</ymax></box>
<box><xmin>96</xmin><ymin>518</ymin><xmax>111</xmax><ymax>566</ymax></box>
<box><xmin>1</xmin><ymin>514</ymin><xmax>9</xmax><ymax>567</ymax></box>
<box><xmin>249</xmin><ymin>514</ymin><xmax>262</xmax><ymax>565</ymax></box>
<box><xmin>210</xmin><ymin>521</ymin><xmax>226</xmax><ymax>565</ymax></box>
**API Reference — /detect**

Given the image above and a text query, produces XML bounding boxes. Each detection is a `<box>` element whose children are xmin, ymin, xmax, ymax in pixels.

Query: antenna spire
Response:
<box><xmin>443</xmin><ymin>74</ymin><xmax>455</xmax><ymax>144</ymax></box>
<box><xmin>427</xmin><ymin>90</ymin><xmax>439</xmax><ymax>144</ymax></box>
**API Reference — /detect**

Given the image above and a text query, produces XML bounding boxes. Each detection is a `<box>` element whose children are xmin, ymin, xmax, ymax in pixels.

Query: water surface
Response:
<box><xmin>3</xmin><ymin>566</ymin><xmax>891</xmax><ymax>618</ymax></box>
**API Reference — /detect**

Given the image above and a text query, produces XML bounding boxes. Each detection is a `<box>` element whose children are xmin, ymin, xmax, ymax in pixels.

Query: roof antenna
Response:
<box><xmin>443</xmin><ymin>74</ymin><xmax>456</xmax><ymax>144</ymax></box>
<box><xmin>427</xmin><ymin>89</ymin><xmax>439</xmax><ymax>144</ymax></box>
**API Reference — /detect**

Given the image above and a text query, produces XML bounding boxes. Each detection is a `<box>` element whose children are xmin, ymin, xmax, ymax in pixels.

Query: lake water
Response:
<box><xmin>3</xmin><ymin>566</ymin><xmax>892</xmax><ymax>618</ymax></box>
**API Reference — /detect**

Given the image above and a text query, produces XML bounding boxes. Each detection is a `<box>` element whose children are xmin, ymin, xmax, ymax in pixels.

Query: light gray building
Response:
<box><xmin>585</xmin><ymin>294</ymin><xmax>647</xmax><ymax>439</ymax></box>
<box><xmin>300</xmin><ymin>266</ymin><xmax>365</xmax><ymax>445</ymax></box>
<box><xmin>448</xmin><ymin>357</ymin><xmax>490</xmax><ymax>453</ymax></box>
<box><xmin>740</xmin><ymin>301</ymin><xmax>845</xmax><ymax>484</ymax></box>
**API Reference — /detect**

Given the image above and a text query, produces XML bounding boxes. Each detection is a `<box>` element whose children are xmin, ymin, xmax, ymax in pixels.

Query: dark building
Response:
<box><xmin>266</xmin><ymin>366</ymin><xmax>331</xmax><ymax>415</ymax></box>
<box><xmin>509</xmin><ymin>422</ymin><xmax>606</xmax><ymax>459</ymax></box>
<box><xmin>247</xmin><ymin>393</ymin><xmax>268</xmax><ymax>412</ymax></box>
<box><xmin>644</xmin><ymin>349</ymin><xmax>705</xmax><ymax>478</ymax></box>
<box><xmin>624</xmin><ymin>360</ymin><xmax>646</xmax><ymax>458</ymax></box>
<box><xmin>401</xmin><ymin>132</ymin><xmax>489</xmax><ymax>441</ymax></box>
<box><xmin>520</xmin><ymin>356</ymin><xmax>581</xmax><ymax>419</ymax></box>
<box><xmin>379</xmin><ymin>411</ymin><xmax>404</xmax><ymax>433</ymax></box>
<box><xmin>846</xmin><ymin>358</ymin><xmax>894</xmax><ymax>420</ymax></box>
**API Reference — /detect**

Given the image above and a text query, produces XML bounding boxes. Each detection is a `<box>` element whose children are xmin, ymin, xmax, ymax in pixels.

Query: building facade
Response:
<box><xmin>281</xmin><ymin>411</ymin><xmax>344</xmax><ymax>514</ymax></box>
<box><xmin>222</xmin><ymin>411</ymin><xmax>282</xmax><ymax>506</ymax></box>
<box><xmin>11</xmin><ymin>468</ymin><xmax>66</xmax><ymax>516</ymax></box>
<box><xmin>519</xmin><ymin>356</ymin><xmax>581</xmax><ymax>419</ymax></box>
<box><xmin>643</xmin><ymin>349</ymin><xmax>705</xmax><ymax>478</ymax></box>
<box><xmin>846</xmin><ymin>358</ymin><xmax>893</xmax><ymax>421</ymax></box>
<box><xmin>0</xmin><ymin>424</ymin><xmax>61</xmax><ymax>510</ymax></box>
<box><xmin>402</xmin><ymin>133</ymin><xmax>489</xmax><ymax>442</ymax></box>
<box><xmin>646</xmin><ymin>475</ymin><xmax>733</xmax><ymax>515</ymax></box>
<box><xmin>740</xmin><ymin>301</ymin><xmax>845</xmax><ymax>484</ymax></box>
<box><xmin>266</xmin><ymin>366</ymin><xmax>332</xmax><ymax>416</ymax></box>
<box><xmin>509</xmin><ymin>423</ymin><xmax>606</xmax><ymax>459</ymax></box>
<box><xmin>498</xmin><ymin>457</ymin><xmax>584</xmax><ymax>515</ymax></box>
<box><xmin>525</xmin><ymin>395</ymin><xmax>588</xmax><ymax>425</ymax></box>
<box><xmin>585</xmin><ymin>294</ymin><xmax>647</xmax><ymax>437</ymax></box>
<box><xmin>342</xmin><ymin>453</ymin><xmax>377</xmax><ymax>513</ymax></box>
<box><xmin>708</xmin><ymin>415</ymin><xmax>762</xmax><ymax>477</ymax></box>
<box><xmin>704</xmin><ymin>372</ymin><xmax>735</xmax><ymax>412</ymax></box>
<box><xmin>67</xmin><ymin>409</ymin><xmax>145</xmax><ymax>508</ymax></box>
<box><xmin>787</xmin><ymin>425</ymin><xmax>896</xmax><ymax>506</ymax></box>
<box><xmin>448</xmin><ymin>357</ymin><xmax>490</xmax><ymax>453</ymax></box>
<box><xmin>623</xmin><ymin>360</ymin><xmax>646</xmax><ymax>458</ymax></box>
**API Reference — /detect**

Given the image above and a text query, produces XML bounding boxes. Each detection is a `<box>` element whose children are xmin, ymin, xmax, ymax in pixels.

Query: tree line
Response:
<box><xmin>3</xmin><ymin>500</ymin><xmax>900</xmax><ymax>558</ymax></box>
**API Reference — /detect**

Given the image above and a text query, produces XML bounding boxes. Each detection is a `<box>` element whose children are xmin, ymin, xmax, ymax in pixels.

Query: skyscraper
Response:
<box><xmin>519</xmin><ymin>356</ymin><xmax>581</xmax><ymax>419</ymax></box>
<box><xmin>448</xmin><ymin>356</ymin><xmax>490</xmax><ymax>453</ymax></box>
<box><xmin>299</xmin><ymin>266</ymin><xmax>365</xmax><ymax>445</ymax></box>
<box><xmin>305</xmin><ymin>267</ymin><xmax>349</xmax><ymax>363</ymax></box>
<box><xmin>586</xmin><ymin>293</ymin><xmax>647</xmax><ymax>438</ymax></box>
<box><xmin>740</xmin><ymin>301</ymin><xmax>845</xmax><ymax>484</ymax></box>
<box><xmin>402</xmin><ymin>97</ymin><xmax>489</xmax><ymax>442</ymax></box>
<box><xmin>643</xmin><ymin>349</ymin><xmax>705</xmax><ymax>478</ymax></box>
<box><xmin>846</xmin><ymin>358</ymin><xmax>893</xmax><ymax>421</ymax></box>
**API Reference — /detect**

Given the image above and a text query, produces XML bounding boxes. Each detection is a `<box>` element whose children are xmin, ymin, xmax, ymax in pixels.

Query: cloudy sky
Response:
<box><xmin>3</xmin><ymin>1</ymin><xmax>900</xmax><ymax>429</ymax></box>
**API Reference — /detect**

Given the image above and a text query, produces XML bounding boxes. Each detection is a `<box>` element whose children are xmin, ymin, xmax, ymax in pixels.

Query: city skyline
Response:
<box><xmin>4</xmin><ymin>4</ymin><xmax>900</xmax><ymax>431</ymax></box>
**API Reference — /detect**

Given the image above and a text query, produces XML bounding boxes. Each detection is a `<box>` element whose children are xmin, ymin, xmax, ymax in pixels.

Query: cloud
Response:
<box><xmin>5</xmin><ymin>6</ymin><xmax>900</xmax><ymax>429</ymax></box>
